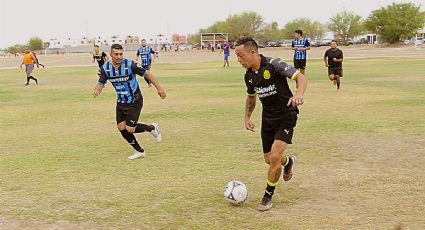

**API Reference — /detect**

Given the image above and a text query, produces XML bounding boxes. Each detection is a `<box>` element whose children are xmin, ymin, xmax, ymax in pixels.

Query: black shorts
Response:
<box><xmin>328</xmin><ymin>67</ymin><xmax>343</xmax><ymax>77</ymax></box>
<box><xmin>116</xmin><ymin>100</ymin><xmax>143</xmax><ymax>127</ymax></box>
<box><xmin>261</xmin><ymin>115</ymin><xmax>297</xmax><ymax>153</ymax></box>
<box><xmin>293</xmin><ymin>59</ymin><xmax>306</xmax><ymax>69</ymax></box>
<box><xmin>142</xmin><ymin>65</ymin><xmax>151</xmax><ymax>70</ymax></box>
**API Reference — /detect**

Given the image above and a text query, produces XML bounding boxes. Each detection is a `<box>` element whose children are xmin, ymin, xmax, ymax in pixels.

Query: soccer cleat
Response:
<box><xmin>128</xmin><ymin>150</ymin><xmax>145</xmax><ymax>160</ymax></box>
<box><xmin>150</xmin><ymin>122</ymin><xmax>162</xmax><ymax>143</ymax></box>
<box><xmin>283</xmin><ymin>155</ymin><xmax>296</xmax><ymax>181</ymax></box>
<box><xmin>24</xmin><ymin>83</ymin><xmax>29</xmax><ymax>86</ymax></box>
<box><xmin>257</xmin><ymin>197</ymin><xmax>273</xmax><ymax>211</ymax></box>
<box><xmin>332</xmin><ymin>80</ymin><xmax>337</xmax><ymax>85</ymax></box>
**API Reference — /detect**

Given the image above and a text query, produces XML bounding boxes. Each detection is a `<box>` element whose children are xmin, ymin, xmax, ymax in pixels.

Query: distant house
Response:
<box><xmin>125</xmin><ymin>35</ymin><xmax>140</xmax><ymax>45</ymax></box>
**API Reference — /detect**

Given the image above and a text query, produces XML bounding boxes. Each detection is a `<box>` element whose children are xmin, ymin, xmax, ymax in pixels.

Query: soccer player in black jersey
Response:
<box><xmin>235</xmin><ymin>37</ymin><xmax>307</xmax><ymax>211</ymax></box>
<box><xmin>93</xmin><ymin>44</ymin><xmax>166</xmax><ymax>160</ymax></box>
<box><xmin>92</xmin><ymin>45</ymin><xmax>110</xmax><ymax>68</ymax></box>
<box><xmin>324</xmin><ymin>40</ymin><xmax>344</xmax><ymax>91</ymax></box>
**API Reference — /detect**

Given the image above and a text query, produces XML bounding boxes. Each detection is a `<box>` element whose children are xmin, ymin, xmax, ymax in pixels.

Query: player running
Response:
<box><xmin>92</xmin><ymin>45</ymin><xmax>110</xmax><ymax>68</ymax></box>
<box><xmin>93</xmin><ymin>44</ymin><xmax>166</xmax><ymax>160</ymax></box>
<box><xmin>136</xmin><ymin>39</ymin><xmax>156</xmax><ymax>87</ymax></box>
<box><xmin>235</xmin><ymin>37</ymin><xmax>307</xmax><ymax>211</ymax></box>
<box><xmin>324</xmin><ymin>40</ymin><xmax>344</xmax><ymax>91</ymax></box>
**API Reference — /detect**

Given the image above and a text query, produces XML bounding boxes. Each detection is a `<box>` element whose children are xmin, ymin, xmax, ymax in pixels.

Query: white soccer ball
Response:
<box><xmin>224</xmin><ymin>180</ymin><xmax>248</xmax><ymax>205</ymax></box>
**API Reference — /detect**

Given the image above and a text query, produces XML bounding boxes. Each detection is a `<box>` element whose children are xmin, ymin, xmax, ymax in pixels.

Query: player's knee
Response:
<box><xmin>269</xmin><ymin>153</ymin><xmax>282</xmax><ymax>165</ymax></box>
<box><xmin>264</xmin><ymin>156</ymin><xmax>270</xmax><ymax>164</ymax></box>
<box><xmin>126</xmin><ymin>126</ymin><xmax>136</xmax><ymax>133</ymax></box>
<box><xmin>117</xmin><ymin>123</ymin><xmax>126</xmax><ymax>131</ymax></box>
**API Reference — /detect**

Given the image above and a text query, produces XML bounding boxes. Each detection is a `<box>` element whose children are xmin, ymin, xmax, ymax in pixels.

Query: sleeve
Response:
<box><xmin>291</xmin><ymin>40</ymin><xmax>295</xmax><ymax>48</ymax></box>
<box><xmin>324</xmin><ymin>50</ymin><xmax>328</xmax><ymax>58</ymax></box>
<box><xmin>131</xmin><ymin>61</ymin><xmax>147</xmax><ymax>76</ymax></box>
<box><xmin>150</xmin><ymin>48</ymin><xmax>156</xmax><ymax>54</ymax></box>
<box><xmin>270</xmin><ymin>58</ymin><xmax>299</xmax><ymax>80</ymax></box>
<box><xmin>244</xmin><ymin>75</ymin><xmax>256</xmax><ymax>96</ymax></box>
<box><xmin>102</xmin><ymin>52</ymin><xmax>107</xmax><ymax>58</ymax></box>
<box><xmin>305</xmin><ymin>39</ymin><xmax>310</xmax><ymax>47</ymax></box>
<box><xmin>136</xmin><ymin>49</ymin><xmax>140</xmax><ymax>56</ymax></box>
<box><xmin>98</xmin><ymin>68</ymin><xmax>107</xmax><ymax>85</ymax></box>
<box><xmin>339</xmin><ymin>50</ymin><xmax>343</xmax><ymax>59</ymax></box>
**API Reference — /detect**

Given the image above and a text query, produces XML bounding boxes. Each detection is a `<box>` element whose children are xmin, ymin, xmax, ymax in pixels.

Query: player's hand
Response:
<box><xmin>93</xmin><ymin>89</ymin><xmax>101</xmax><ymax>98</ymax></box>
<box><xmin>245</xmin><ymin>119</ymin><xmax>255</xmax><ymax>132</ymax></box>
<box><xmin>157</xmin><ymin>89</ymin><xmax>166</xmax><ymax>99</ymax></box>
<box><xmin>333</xmin><ymin>58</ymin><xmax>337</xmax><ymax>61</ymax></box>
<box><xmin>325</xmin><ymin>64</ymin><xmax>329</xmax><ymax>67</ymax></box>
<box><xmin>287</xmin><ymin>96</ymin><xmax>304</xmax><ymax>107</ymax></box>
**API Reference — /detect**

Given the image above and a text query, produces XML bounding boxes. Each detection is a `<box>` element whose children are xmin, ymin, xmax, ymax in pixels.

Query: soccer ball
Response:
<box><xmin>224</xmin><ymin>180</ymin><xmax>248</xmax><ymax>205</ymax></box>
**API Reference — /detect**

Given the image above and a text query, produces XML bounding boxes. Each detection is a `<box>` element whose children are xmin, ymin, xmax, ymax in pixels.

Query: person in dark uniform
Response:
<box><xmin>324</xmin><ymin>40</ymin><xmax>344</xmax><ymax>91</ymax></box>
<box><xmin>93</xmin><ymin>44</ymin><xmax>166</xmax><ymax>160</ymax></box>
<box><xmin>92</xmin><ymin>45</ymin><xmax>109</xmax><ymax>68</ymax></box>
<box><xmin>235</xmin><ymin>37</ymin><xmax>307</xmax><ymax>211</ymax></box>
<box><xmin>136</xmin><ymin>39</ymin><xmax>156</xmax><ymax>87</ymax></box>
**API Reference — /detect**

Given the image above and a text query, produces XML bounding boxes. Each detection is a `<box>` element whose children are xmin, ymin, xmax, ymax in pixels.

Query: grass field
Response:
<box><xmin>0</xmin><ymin>57</ymin><xmax>424</xmax><ymax>229</ymax></box>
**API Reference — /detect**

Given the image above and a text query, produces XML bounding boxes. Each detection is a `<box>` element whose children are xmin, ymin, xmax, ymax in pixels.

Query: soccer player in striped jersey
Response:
<box><xmin>136</xmin><ymin>39</ymin><xmax>156</xmax><ymax>87</ymax></box>
<box><xmin>93</xmin><ymin>44</ymin><xmax>166</xmax><ymax>160</ymax></box>
<box><xmin>291</xmin><ymin>30</ymin><xmax>310</xmax><ymax>76</ymax></box>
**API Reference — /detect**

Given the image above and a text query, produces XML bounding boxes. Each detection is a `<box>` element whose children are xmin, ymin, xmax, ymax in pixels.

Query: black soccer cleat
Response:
<box><xmin>283</xmin><ymin>155</ymin><xmax>296</xmax><ymax>181</ymax></box>
<box><xmin>257</xmin><ymin>197</ymin><xmax>273</xmax><ymax>211</ymax></box>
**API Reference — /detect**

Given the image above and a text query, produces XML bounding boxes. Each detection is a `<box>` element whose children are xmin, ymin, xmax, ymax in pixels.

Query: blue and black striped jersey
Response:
<box><xmin>292</xmin><ymin>38</ymin><xmax>310</xmax><ymax>60</ymax></box>
<box><xmin>136</xmin><ymin>46</ymin><xmax>155</xmax><ymax>67</ymax></box>
<box><xmin>98</xmin><ymin>59</ymin><xmax>147</xmax><ymax>104</ymax></box>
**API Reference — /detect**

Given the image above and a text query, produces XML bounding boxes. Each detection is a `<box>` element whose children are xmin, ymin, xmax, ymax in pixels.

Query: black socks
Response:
<box><xmin>134</xmin><ymin>123</ymin><xmax>154</xmax><ymax>133</ymax></box>
<box><xmin>120</xmin><ymin>129</ymin><xmax>144</xmax><ymax>152</ymax></box>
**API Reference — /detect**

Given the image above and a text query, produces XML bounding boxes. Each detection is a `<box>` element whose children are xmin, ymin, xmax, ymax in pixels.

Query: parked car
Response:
<box><xmin>336</xmin><ymin>39</ymin><xmax>354</xmax><ymax>46</ymax></box>
<box><xmin>267</xmin><ymin>41</ymin><xmax>280</xmax><ymax>47</ymax></box>
<box><xmin>279</xmin><ymin>40</ymin><xmax>293</xmax><ymax>47</ymax></box>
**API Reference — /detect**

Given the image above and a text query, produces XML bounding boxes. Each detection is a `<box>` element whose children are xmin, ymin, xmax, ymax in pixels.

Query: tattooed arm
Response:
<box><xmin>244</xmin><ymin>95</ymin><xmax>256</xmax><ymax>132</ymax></box>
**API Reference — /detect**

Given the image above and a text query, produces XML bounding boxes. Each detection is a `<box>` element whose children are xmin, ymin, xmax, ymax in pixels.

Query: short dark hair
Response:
<box><xmin>111</xmin><ymin>44</ymin><xmax>123</xmax><ymax>51</ymax></box>
<box><xmin>94</xmin><ymin>45</ymin><xmax>99</xmax><ymax>48</ymax></box>
<box><xmin>141</xmin><ymin>39</ymin><xmax>146</xmax><ymax>42</ymax></box>
<box><xmin>295</xmin><ymin>30</ymin><xmax>303</xmax><ymax>36</ymax></box>
<box><xmin>235</xmin><ymin>36</ymin><xmax>258</xmax><ymax>50</ymax></box>
<box><xmin>331</xmin><ymin>40</ymin><xmax>337</xmax><ymax>44</ymax></box>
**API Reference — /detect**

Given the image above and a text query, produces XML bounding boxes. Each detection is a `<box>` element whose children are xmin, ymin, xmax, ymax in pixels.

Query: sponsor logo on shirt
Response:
<box><xmin>263</xmin><ymin>70</ymin><xmax>271</xmax><ymax>80</ymax></box>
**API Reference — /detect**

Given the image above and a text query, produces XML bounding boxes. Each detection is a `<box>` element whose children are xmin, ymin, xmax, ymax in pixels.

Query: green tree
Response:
<box><xmin>329</xmin><ymin>11</ymin><xmax>363</xmax><ymax>40</ymax></box>
<box><xmin>28</xmin><ymin>37</ymin><xmax>44</xmax><ymax>50</ymax></box>
<box><xmin>5</xmin><ymin>44</ymin><xmax>26</xmax><ymax>55</ymax></box>
<box><xmin>282</xmin><ymin>18</ymin><xmax>325</xmax><ymax>39</ymax></box>
<box><xmin>365</xmin><ymin>3</ymin><xmax>425</xmax><ymax>44</ymax></box>
<box><xmin>199</xmin><ymin>11</ymin><xmax>265</xmax><ymax>41</ymax></box>
<box><xmin>257</xmin><ymin>21</ymin><xmax>283</xmax><ymax>43</ymax></box>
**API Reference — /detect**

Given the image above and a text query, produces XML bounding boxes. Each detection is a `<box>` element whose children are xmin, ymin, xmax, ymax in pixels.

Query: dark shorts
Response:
<box><xmin>116</xmin><ymin>100</ymin><xmax>143</xmax><ymax>127</ymax></box>
<box><xmin>293</xmin><ymin>59</ymin><xmax>306</xmax><ymax>69</ymax></box>
<box><xmin>328</xmin><ymin>67</ymin><xmax>343</xmax><ymax>77</ymax></box>
<box><xmin>261</xmin><ymin>115</ymin><xmax>297</xmax><ymax>153</ymax></box>
<box><xmin>224</xmin><ymin>54</ymin><xmax>229</xmax><ymax>61</ymax></box>
<box><xmin>25</xmin><ymin>64</ymin><xmax>34</xmax><ymax>73</ymax></box>
<box><xmin>143</xmin><ymin>65</ymin><xmax>151</xmax><ymax>70</ymax></box>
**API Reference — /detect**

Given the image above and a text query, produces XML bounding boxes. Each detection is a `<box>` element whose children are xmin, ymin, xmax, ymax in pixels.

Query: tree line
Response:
<box><xmin>189</xmin><ymin>2</ymin><xmax>425</xmax><ymax>45</ymax></box>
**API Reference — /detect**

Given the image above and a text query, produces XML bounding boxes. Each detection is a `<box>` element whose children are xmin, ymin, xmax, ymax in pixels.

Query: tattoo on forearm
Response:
<box><xmin>245</xmin><ymin>99</ymin><xmax>256</xmax><ymax>115</ymax></box>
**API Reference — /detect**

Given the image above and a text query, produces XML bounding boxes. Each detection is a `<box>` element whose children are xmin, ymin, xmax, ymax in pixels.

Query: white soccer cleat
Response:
<box><xmin>128</xmin><ymin>150</ymin><xmax>145</xmax><ymax>160</ymax></box>
<box><xmin>150</xmin><ymin>122</ymin><xmax>162</xmax><ymax>143</ymax></box>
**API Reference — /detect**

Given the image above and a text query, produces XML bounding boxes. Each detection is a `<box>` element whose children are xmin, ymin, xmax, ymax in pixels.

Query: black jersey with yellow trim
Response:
<box><xmin>244</xmin><ymin>55</ymin><xmax>299</xmax><ymax>118</ymax></box>
<box><xmin>93</xmin><ymin>51</ymin><xmax>107</xmax><ymax>65</ymax></box>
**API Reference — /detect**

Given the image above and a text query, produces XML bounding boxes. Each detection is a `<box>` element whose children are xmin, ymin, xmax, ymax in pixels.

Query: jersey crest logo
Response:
<box><xmin>263</xmin><ymin>70</ymin><xmax>271</xmax><ymax>80</ymax></box>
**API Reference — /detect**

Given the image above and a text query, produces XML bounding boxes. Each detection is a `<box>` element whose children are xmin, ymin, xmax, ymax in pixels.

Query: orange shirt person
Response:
<box><xmin>20</xmin><ymin>48</ymin><xmax>39</xmax><ymax>86</ymax></box>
